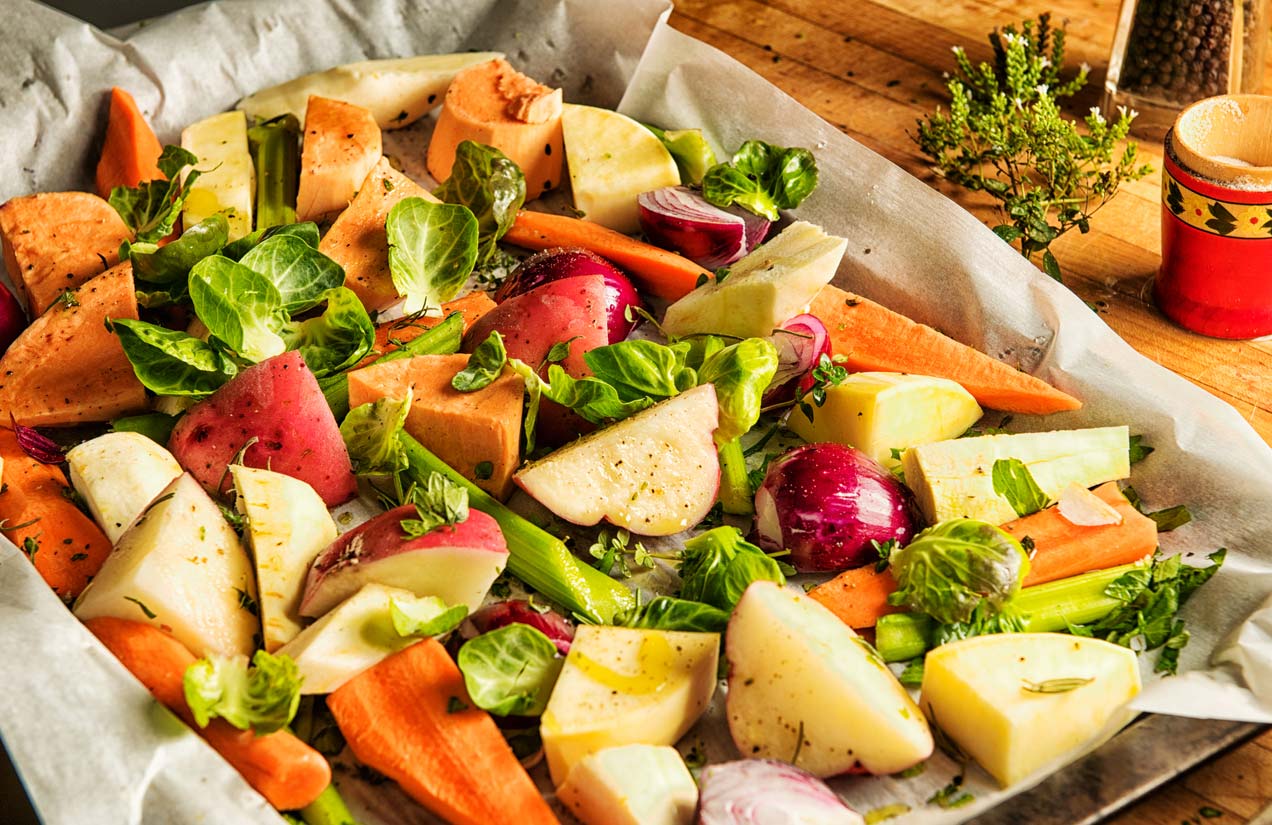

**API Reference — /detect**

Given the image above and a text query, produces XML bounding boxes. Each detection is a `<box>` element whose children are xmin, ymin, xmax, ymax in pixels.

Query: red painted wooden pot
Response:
<box><xmin>1156</xmin><ymin>101</ymin><xmax>1272</xmax><ymax>339</ymax></box>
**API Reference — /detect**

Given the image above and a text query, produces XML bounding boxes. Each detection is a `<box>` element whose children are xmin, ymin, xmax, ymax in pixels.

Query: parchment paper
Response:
<box><xmin>2</xmin><ymin>0</ymin><xmax>1272</xmax><ymax>823</ymax></box>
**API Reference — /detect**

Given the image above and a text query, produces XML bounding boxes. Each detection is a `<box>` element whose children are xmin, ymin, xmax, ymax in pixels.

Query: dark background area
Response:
<box><xmin>43</xmin><ymin>0</ymin><xmax>192</xmax><ymax>28</ymax></box>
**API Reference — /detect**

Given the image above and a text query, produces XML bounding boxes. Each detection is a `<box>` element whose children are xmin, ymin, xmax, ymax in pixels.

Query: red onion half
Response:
<box><xmin>755</xmin><ymin>443</ymin><xmax>919</xmax><ymax>572</ymax></box>
<box><xmin>11</xmin><ymin>415</ymin><xmax>63</xmax><ymax>464</ymax></box>
<box><xmin>637</xmin><ymin>186</ymin><xmax>770</xmax><ymax>270</ymax></box>
<box><xmin>763</xmin><ymin>313</ymin><xmax>831</xmax><ymax>405</ymax></box>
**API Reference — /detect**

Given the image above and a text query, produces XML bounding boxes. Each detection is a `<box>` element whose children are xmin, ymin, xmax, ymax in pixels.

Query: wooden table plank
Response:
<box><xmin>670</xmin><ymin>1</ymin><xmax>1272</xmax><ymax>822</ymax></box>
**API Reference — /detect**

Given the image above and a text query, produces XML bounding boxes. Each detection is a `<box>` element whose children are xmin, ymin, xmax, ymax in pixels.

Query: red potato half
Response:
<box><xmin>725</xmin><ymin>581</ymin><xmax>932</xmax><ymax>777</ymax></box>
<box><xmin>464</xmin><ymin>273</ymin><xmax>610</xmax><ymax>379</ymax></box>
<box><xmin>514</xmin><ymin>384</ymin><xmax>721</xmax><ymax>537</ymax></box>
<box><xmin>168</xmin><ymin>350</ymin><xmax>357</xmax><ymax>506</ymax></box>
<box><xmin>300</xmin><ymin>504</ymin><xmax>508</xmax><ymax>618</ymax></box>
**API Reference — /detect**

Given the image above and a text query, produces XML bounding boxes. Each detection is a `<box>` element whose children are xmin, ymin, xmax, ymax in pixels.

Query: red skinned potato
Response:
<box><xmin>168</xmin><ymin>351</ymin><xmax>356</xmax><ymax>506</ymax></box>
<box><xmin>755</xmin><ymin>443</ymin><xmax>919</xmax><ymax>572</ymax></box>
<box><xmin>300</xmin><ymin>503</ymin><xmax>508</xmax><ymax>619</ymax></box>
<box><xmin>464</xmin><ymin>274</ymin><xmax>610</xmax><ymax>378</ymax></box>
<box><xmin>493</xmin><ymin>247</ymin><xmax>642</xmax><ymax>343</ymax></box>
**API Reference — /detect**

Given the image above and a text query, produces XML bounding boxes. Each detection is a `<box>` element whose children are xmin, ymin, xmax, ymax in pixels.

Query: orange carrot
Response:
<box><xmin>0</xmin><ymin>429</ymin><xmax>110</xmax><ymax>602</ymax></box>
<box><xmin>84</xmin><ymin>616</ymin><xmax>330</xmax><ymax>811</ymax></box>
<box><xmin>504</xmin><ymin>210</ymin><xmax>710</xmax><ymax>301</ymax></box>
<box><xmin>95</xmin><ymin>88</ymin><xmax>164</xmax><ymax>199</ymax></box>
<box><xmin>1005</xmin><ymin>482</ymin><xmax>1158</xmax><ymax>585</ymax></box>
<box><xmin>810</xmin><ymin>285</ymin><xmax>1081</xmax><ymax>415</ymax></box>
<box><xmin>328</xmin><ymin>638</ymin><xmax>559</xmax><ymax>825</ymax></box>
<box><xmin>810</xmin><ymin>483</ymin><xmax>1157</xmax><ymax>628</ymax></box>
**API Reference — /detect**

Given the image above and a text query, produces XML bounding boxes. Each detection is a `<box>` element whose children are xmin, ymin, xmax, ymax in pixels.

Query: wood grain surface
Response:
<box><xmin>668</xmin><ymin>0</ymin><xmax>1271</xmax><ymax>822</ymax></box>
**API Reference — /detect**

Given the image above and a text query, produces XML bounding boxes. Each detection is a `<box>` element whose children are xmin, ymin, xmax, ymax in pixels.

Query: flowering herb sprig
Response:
<box><xmin>914</xmin><ymin>13</ymin><xmax>1153</xmax><ymax>281</ymax></box>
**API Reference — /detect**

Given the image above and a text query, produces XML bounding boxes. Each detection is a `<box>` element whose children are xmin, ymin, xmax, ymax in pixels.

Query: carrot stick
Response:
<box><xmin>84</xmin><ymin>616</ymin><xmax>330</xmax><ymax>812</ymax></box>
<box><xmin>810</xmin><ymin>483</ymin><xmax>1157</xmax><ymax>628</ymax></box>
<box><xmin>810</xmin><ymin>285</ymin><xmax>1082</xmax><ymax>415</ymax></box>
<box><xmin>0</xmin><ymin>429</ymin><xmax>110</xmax><ymax>602</ymax></box>
<box><xmin>1004</xmin><ymin>482</ymin><xmax>1158</xmax><ymax>585</ymax></box>
<box><xmin>95</xmin><ymin>88</ymin><xmax>164</xmax><ymax>199</ymax></box>
<box><xmin>504</xmin><ymin>210</ymin><xmax>710</xmax><ymax>301</ymax></box>
<box><xmin>328</xmin><ymin>638</ymin><xmax>559</xmax><ymax>825</ymax></box>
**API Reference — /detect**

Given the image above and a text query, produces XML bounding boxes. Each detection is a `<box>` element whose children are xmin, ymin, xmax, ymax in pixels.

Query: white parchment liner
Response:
<box><xmin>1</xmin><ymin>1</ymin><xmax>1270</xmax><ymax>822</ymax></box>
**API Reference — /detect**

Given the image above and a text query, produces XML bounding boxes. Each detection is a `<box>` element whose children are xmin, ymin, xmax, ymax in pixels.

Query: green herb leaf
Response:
<box><xmin>865</xmin><ymin>804</ymin><xmax>912</xmax><ymax>824</ymax></box>
<box><xmin>340</xmin><ymin>392</ymin><xmax>412</xmax><ymax>476</ymax></box>
<box><xmin>616</xmin><ymin>595</ymin><xmax>730</xmax><ymax>633</ymax></box>
<box><xmin>188</xmin><ymin>256</ymin><xmax>288</xmax><ymax>362</ymax></box>
<box><xmin>914</xmin><ymin>14</ymin><xmax>1151</xmax><ymax>282</ymax></box>
<box><xmin>239</xmin><ymin>234</ymin><xmax>345</xmax><ymax>314</ymax></box>
<box><xmin>1120</xmin><ymin>484</ymin><xmax>1193</xmax><ymax>532</ymax></box>
<box><xmin>109</xmin><ymin>319</ymin><xmax>238</xmax><ymax>397</ymax></box>
<box><xmin>390</xmin><ymin>595</ymin><xmax>467</xmax><ymax>638</ymax></box>
<box><xmin>222</xmin><ymin>221</ymin><xmax>321</xmax><ymax>260</ymax></box>
<box><xmin>679</xmin><ymin>526</ymin><xmax>785</xmax><ymax>612</ymax></box>
<box><xmin>453</xmin><ymin>331</ymin><xmax>507</xmax><ymax>392</ymax></box>
<box><xmin>701</xmin><ymin>139</ymin><xmax>819</xmax><ymax>220</ymax></box>
<box><xmin>697</xmin><ymin>337</ymin><xmax>779</xmax><ymax>444</ymax></box>
<box><xmin>1128</xmin><ymin>434</ymin><xmax>1154</xmax><ymax>464</ymax></box>
<box><xmin>433</xmin><ymin>141</ymin><xmax>526</xmax><ymax>266</ymax></box>
<box><xmin>991</xmin><ymin>458</ymin><xmax>1052</xmax><ymax>517</ymax></box>
<box><xmin>928</xmin><ymin>774</ymin><xmax>974</xmax><ymax>809</ymax></box>
<box><xmin>281</xmin><ymin>286</ymin><xmax>376</xmax><ymax>377</ymax></box>
<box><xmin>457</xmin><ymin>624</ymin><xmax>563</xmax><ymax>716</ymax></box>
<box><xmin>183</xmin><ymin>650</ymin><xmax>302</xmax><ymax>734</ymax></box>
<box><xmin>898</xmin><ymin>657</ymin><xmax>925</xmax><ymax>687</ymax></box>
<box><xmin>587</xmin><ymin>529</ymin><xmax>655</xmax><ymax>579</ymax></box>
<box><xmin>796</xmin><ymin>353</ymin><xmax>848</xmax><ymax>422</ymax></box>
<box><xmin>644</xmin><ymin>125</ymin><xmax>718</xmax><ymax>184</ymax></box>
<box><xmin>887</xmin><ymin>518</ymin><xmax>1029</xmax><ymax>624</ymax></box>
<box><xmin>1021</xmin><ymin>676</ymin><xmax>1093</xmax><ymax>693</ymax></box>
<box><xmin>386</xmin><ymin>197</ymin><xmax>478</xmax><ymax>314</ymax></box>
<box><xmin>543</xmin><ymin>336</ymin><xmax>579</xmax><ymax>367</ymax></box>
<box><xmin>400</xmin><ymin>471</ymin><xmax>469</xmax><ymax>537</ymax></box>
<box><xmin>474</xmin><ymin>461</ymin><xmax>494</xmax><ymax>480</ymax></box>
<box><xmin>125</xmin><ymin>214</ymin><xmax>229</xmax><ymax>292</ymax></box>
<box><xmin>108</xmin><ymin>145</ymin><xmax>200</xmax><ymax>242</ymax></box>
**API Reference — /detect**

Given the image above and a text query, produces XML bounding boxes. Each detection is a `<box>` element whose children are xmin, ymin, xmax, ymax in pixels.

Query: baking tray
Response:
<box><xmin>3</xmin><ymin>1</ymin><xmax>1267</xmax><ymax>823</ymax></box>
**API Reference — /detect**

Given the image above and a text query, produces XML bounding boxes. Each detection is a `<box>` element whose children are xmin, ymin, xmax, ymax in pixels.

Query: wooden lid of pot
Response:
<box><xmin>1172</xmin><ymin>95</ymin><xmax>1272</xmax><ymax>189</ymax></box>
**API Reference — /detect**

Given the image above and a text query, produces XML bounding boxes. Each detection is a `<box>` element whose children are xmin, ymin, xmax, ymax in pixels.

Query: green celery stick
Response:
<box><xmin>399</xmin><ymin>434</ymin><xmax>635</xmax><ymax>623</ymax></box>
<box><xmin>247</xmin><ymin>114</ymin><xmax>300</xmax><ymax>230</ymax></box>
<box><xmin>717</xmin><ymin>438</ymin><xmax>753</xmax><ymax>516</ymax></box>
<box><xmin>299</xmin><ymin>782</ymin><xmax>356</xmax><ymax>825</ymax></box>
<box><xmin>875</xmin><ymin>560</ymin><xmax>1148</xmax><ymax>662</ymax></box>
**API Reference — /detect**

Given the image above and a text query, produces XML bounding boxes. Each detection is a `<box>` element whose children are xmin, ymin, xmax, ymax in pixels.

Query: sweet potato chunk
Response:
<box><xmin>0</xmin><ymin>262</ymin><xmax>146</xmax><ymax>426</ymax></box>
<box><xmin>0</xmin><ymin>191</ymin><xmax>130</xmax><ymax>316</ymax></box>
<box><xmin>320</xmin><ymin>157</ymin><xmax>439</xmax><ymax>312</ymax></box>
<box><xmin>296</xmin><ymin>95</ymin><xmax>382</xmax><ymax>223</ymax></box>
<box><xmin>347</xmin><ymin>353</ymin><xmax>523</xmax><ymax>499</ymax></box>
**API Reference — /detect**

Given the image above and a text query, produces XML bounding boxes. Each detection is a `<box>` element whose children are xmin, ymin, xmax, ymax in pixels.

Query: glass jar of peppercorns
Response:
<box><xmin>1104</xmin><ymin>0</ymin><xmax>1269</xmax><ymax>138</ymax></box>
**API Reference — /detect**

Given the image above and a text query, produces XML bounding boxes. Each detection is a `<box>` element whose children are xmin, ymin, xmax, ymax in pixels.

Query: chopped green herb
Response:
<box><xmin>894</xmin><ymin>761</ymin><xmax>927</xmax><ymax>779</ymax></box>
<box><xmin>1128</xmin><ymin>434</ymin><xmax>1154</xmax><ymax>464</ymax></box>
<box><xmin>1021</xmin><ymin>676</ymin><xmax>1093</xmax><ymax>693</ymax></box>
<box><xmin>474</xmin><ymin>461</ymin><xmax>494</xmax><ymax>480</ymax></box>
<box><xmin>21</xmin><ymin>536</ymin><xmax>39</xmax><ymax>562</ymax></box>
<box><xmin>54</xmin><ymin>290</ymin><xmax>80</xmax><ymax>309</ymax></box>
<box><xmin>865</xmin><ymin>804</ymin><xmax>912</xmax><ymax>824</ymax></box>
<box><xmin>235</xmin><ymin>587</ymin><xmax>259</xmax><ymax>616</ymax></box>
<box><xmin>588</xmin><ymin>529</ymin><xmax>654</xmax><ymax>579</ymax></box>
<box><xmin>1199</xmin><ymin>806</ymin><xmax>1224</xmax><ymax>819</ymax></box>
<box><xmin>928</xmin><ymin>774</ymin><xmax>974</xmax><ymax>809</ymax></box>
<box><xmin>991</xmin><ymin>458</ymin><xmax>1052</xmax><ymax>517</ymax></box>
<box><xmin>124</xmin><ymin>596</ymin><xmax>156</xmax><ymax>619</ymax></box>
<box><xmin>898</xmin><ymin>657</ymin><xmax>925</xmax><ymax>687</ymax></box>
<box><xmin>543</xmin><ymin>336</ymin><xmax>581</xmax><ymax>367</ymax></box>
<box><xmin>873</xmin><ymin>538</ymin><xmax>899</xmax><ymax>573</ymax></box>
<box><xmin>796</xmin><ymin>353</ymin><xmax>848</xmax><ymax>422</ymax></box>
<box><xmin>446</xmin><ymin>696</ymin><xmax>469</xmax><ymax>714</ymax></box>
<box><xmin>400</xmin><ymin>472</ymin><xmax>470</xmax><ymax>537</ymax></box>
<box><xmin>683</xmin><ymin>743</ymin><xmax>707</xmax><ymax>770</ymax></box>
<box><xmin>70</xmin><ymin>552</ymin><xmax>88</xmax><ymax>562</ymax></box>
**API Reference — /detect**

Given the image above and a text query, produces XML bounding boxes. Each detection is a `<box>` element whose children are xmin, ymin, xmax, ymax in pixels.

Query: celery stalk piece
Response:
<box><xmin>300</xmin><ymin>782</ymin><xmax>357</xmax><ymax>825</ymax></box>
<box><xmin>399</xmin><ymin>435</ymin><xmax>636</xmax><ymax>623</ymax></box>
<box><xmin>876</xmin><ymin>560</ymin><xmax>1149</xmax><ymax>662</ymax></box>
<box><xmin>247</xmin><ymin>114</ymin><xmax>301</xmax><ymax>230</ymax></box>
<box><xmin>717</xmin><ymin>438</ymin><xmax>753</xmax><ymax>516</ymax></box>
<box><xmin>319</xmin><ymin>312</ymin><xmax>464</xmax><ymax>419</ymax></box>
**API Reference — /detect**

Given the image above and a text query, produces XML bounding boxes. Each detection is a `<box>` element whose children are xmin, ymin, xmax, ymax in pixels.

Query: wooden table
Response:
<box><xmin>669</xmin><ymin>0</ymin><xmax>1272</xmax><ymax>822</ymax></box>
